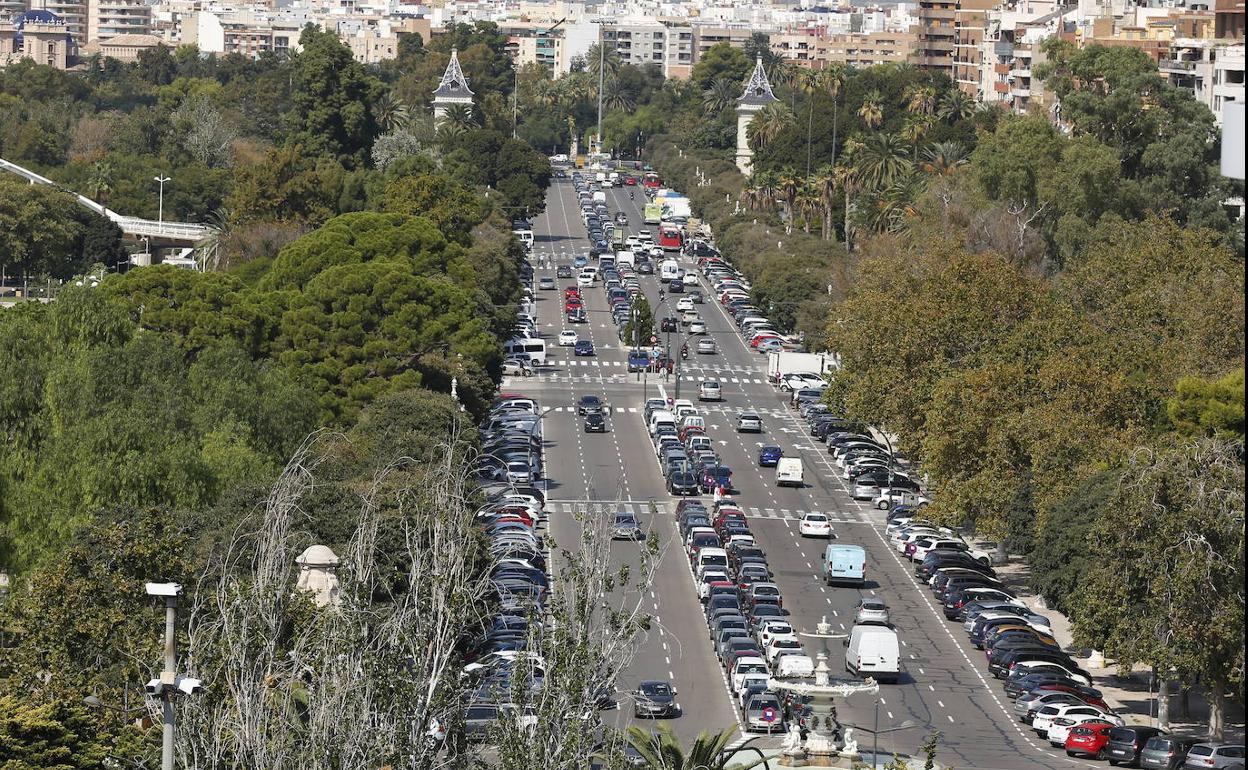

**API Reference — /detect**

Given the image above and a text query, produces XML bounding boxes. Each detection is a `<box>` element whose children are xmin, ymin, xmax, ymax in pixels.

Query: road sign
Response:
<box><xmin>761</xmin><ymin>707</ymin><xmax>778</xmax><ymax>723</ymax></box>
<box><xmin>649</xmin><ymin>335</ymin><xmax>659</xmax><ymax>344</ymax></box>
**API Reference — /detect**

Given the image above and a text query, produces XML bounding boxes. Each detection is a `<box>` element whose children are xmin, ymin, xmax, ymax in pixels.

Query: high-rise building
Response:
<box><xmin>88</xmin><ymin>0</ymin><xmax>151</xmax><ymax>41</ymax></box>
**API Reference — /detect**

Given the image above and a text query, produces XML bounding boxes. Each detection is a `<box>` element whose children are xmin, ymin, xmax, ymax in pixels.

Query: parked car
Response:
<box><xmin>1141</xmin><ymin>736</ymin><xmax>1202</xmax><ymax>770</ymax></box>
<box><xmin>1106</xmin><ymin>725</ymin><xmax>1169</xmax><ymax>765</ymax></box>
<box><xmin>1185</xmin><ymin>743</ymin><xmax>1247</xmax><ymax>769</ymax></box>
<box><xmin>1066</xmin><ymin>722</ymin><xmax>1116</xmax><ymax>760</ymax></box>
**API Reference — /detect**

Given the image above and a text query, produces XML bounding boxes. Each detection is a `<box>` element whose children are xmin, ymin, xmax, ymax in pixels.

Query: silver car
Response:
<box><xmin>611</xmin><ymin>512</ymin><xmax>643</xmax><ymax>540</ymax></box>
<box><xmin>697</xmin><ymin>338</ymin><xmax>717</xmax><ymax>354</ymax></box>
<box><xmin>736</xmin><ymin>412</ymin><xmax>763</xmax><ymax>433</ymax></box>
<box><xmin>853</xmin><ymin>598</ymin><xmax>890</xmax><ymax>626</ymax></box>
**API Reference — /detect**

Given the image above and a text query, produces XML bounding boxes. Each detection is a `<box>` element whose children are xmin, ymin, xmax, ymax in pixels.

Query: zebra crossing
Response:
<box><xmin>546</xmin><ymin>499</ymin><xmax>869</xmax><ymax>524</ymax></box>
<box><xmin>535</xmin><ymin>405</ymin><xmax>792</xmax><ymax>421</ymax></box>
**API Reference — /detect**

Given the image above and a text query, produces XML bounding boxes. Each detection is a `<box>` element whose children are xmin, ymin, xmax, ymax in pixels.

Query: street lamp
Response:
<box><xmin>840</xmin><ymin>699</ymin><xmax>918</xmax><ymax>769</ymax></box>
<box><xmin>153</xmin><ymin>175</ymin><xmax>170</xmax><ymax>231</ymax></box>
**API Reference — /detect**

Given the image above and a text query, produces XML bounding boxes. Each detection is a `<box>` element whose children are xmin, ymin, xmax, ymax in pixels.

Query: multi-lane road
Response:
<box><xmin>512</xmin><ymin>176</ymin><xmax>1098</xmax><ymax>770</ymax></box>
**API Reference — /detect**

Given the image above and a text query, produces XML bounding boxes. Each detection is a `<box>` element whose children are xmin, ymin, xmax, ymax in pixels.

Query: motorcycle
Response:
<box><xmin>629</xmin><ymin>191</ymin><xmax>635</xmax><ymax>201</ymax></box>
<box><xmin>681</xmin><ymin>346</ymin><xmax>689</xmax><ymax>361</ymax></box>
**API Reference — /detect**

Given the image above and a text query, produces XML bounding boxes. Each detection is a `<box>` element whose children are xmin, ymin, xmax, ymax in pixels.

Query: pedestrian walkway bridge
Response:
<box><xmin>0</xmin><ymin>157</ymin><xmax>211</xmax><ymax>244</ymax></box>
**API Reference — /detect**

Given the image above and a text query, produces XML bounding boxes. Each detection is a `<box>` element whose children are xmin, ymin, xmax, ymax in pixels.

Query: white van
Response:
<box><xmin>776</xmin><ymin>457</ymin><xmax>803</xmax><ymax>487</ymax></box>
<box><xmin>679</xmin><ymin>415</ymin><xmax>706</xmax><ymax>433</ymax></box>
<box><xmin>696</xmin><ymin>547</ymin><xmax>729</xmax><ymax>575</ymax></box>
<box><xmin>593</xmin><ymin>190</ymin><xmax>607</xmax><ymax>204</ymax></box>
<box><xmin>648</xmin><ymin>410</ymin><xmax>676</xmax><ymax>437</ymax></box>
<box><xmin>845</xmin><ymin>625</ymin><xmax>900</xmax><ymax>683</ymax></box>
<box><xmin>512</xmin><ymin>229</ymin><xmax>534</xmax><ymax>249</ymax></box>
<box><xmin>659</xmin><ymin>260</ymin><xmax>681</xmax><ymax>281</ymax></box>
<box><xmin>774</xmin><ymin>654</ymin><xmax>815</xmax><ymax>678</ymax></box>
<box><xmin>616</xmin><ymin>250</ymin><xmax>635</xmax><ymax>267</ymax></box>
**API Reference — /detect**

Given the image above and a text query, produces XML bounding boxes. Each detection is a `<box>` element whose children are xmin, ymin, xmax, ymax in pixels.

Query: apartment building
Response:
<box><xmin>88</xmin><ymin>0</ymin><xmax>150</xmax><ymax>40</ymax></box>
<box><xmin>599</xmin><ymin>17</ymin><xmax>694</xmax><ymax>78</ymax></box>
<box><xmin>499</xmin><ymin>20</ymin><xmax>570</xmax><ymax>74</ymax></box>
<box><xmin>691</xmin><ymin>24</ymin><xmax>755</xmax><ymax>59</ymax></box>
<box><xmin>770</xmin><ymin>27</ymin><xmax>918</xmax><ymax>69</ymax></box>
<box><xmin>917</xmin><ymin>0</ymin><xmax>957</xmax><ymax>75</ymax></box>
<box><xmin>952</xmin><ymin>0</ymin><xmax>996</xmax><ymax>96</ymax></box>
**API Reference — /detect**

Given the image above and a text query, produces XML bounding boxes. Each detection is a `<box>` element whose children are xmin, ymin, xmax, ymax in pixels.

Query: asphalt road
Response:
<box><xmin>510</xmin><ymin>176</ymin><xmax>1101</xmax><ymax>770</ymax></box>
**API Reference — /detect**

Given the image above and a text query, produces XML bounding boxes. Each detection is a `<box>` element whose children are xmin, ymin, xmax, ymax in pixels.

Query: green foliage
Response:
<box><xmin>289</xmin><ymin>26</ymin><xmax>383</xmax><ymax>166</ymax></box>
<box><xmin>1071</xmin><ymin>436</ymin><xmax>1244</xmax><ymax>735</ymax></box>
<box><xmin>380</xmin><ymin>173</ymin><xmax>486</xmax><ymax>237</ymax></box>
<box><xmin>0</xmin><ymin>179</ymin><xmax>83</xmax><ymax>279</ymax></box>
<box><xmin>0</xmin><ymin>508</ymin><xmax>193</xmax><ymax>704</ymax></box>
<box><xmin>1030</xmin><ymin>471</ymin><xmax>1115</xmax><ymax>612</ymax></box>
<box><xmin>690</xmin><ymin>44</ymin><xmax>752</xmax><ymax>93</ymax></box>
<box><xmin>1167</xmin><ymin>368</ymin><xmax>1246</xmax><ymax>438</ymax></box>
<box><xmin>0</xmin><ymin>696</ymin><xmax>112</xmax><ymax>770</ymax></box>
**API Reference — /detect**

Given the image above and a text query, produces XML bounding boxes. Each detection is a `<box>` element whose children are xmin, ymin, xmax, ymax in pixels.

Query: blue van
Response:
<box><xmin>824</xmin><ymin>544</ymin><xmax>866</xmax><ymax>586</ymax></box>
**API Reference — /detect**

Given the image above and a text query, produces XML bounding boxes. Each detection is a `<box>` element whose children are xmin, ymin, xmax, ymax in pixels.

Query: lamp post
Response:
<box><xmin>153</xmin><ymin>175</ymin><xmax>170</xmax><ymax>231</ymax></box>
<box><xmin>840</xmin><ymin>699</ymin><xmax>918</xmax><ymax>769</ymax></box>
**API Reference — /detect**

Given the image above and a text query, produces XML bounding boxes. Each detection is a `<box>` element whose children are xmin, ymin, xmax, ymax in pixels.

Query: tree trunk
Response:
<box><xmin>1207</xmin><ymin>676</ymin><xmax>1225</xmax><ymax>740</ymax></box>
<box><xmin>1156</xmin><ymin>671</ymin><xmax>1170</xmax><ymax>731</ymax></box>
<box><xmin>844</xmin><ymin>191</ymin><xmax>852</xmax><ymax>252</ymax></box>
<box><xmin>831</xmin><ymin>97</ymin><xmax>838</xmax><ymax>167</ymax></box>
<box><xmin>806</xmin><ymin>99</ymin><xmax>814</xmax><ymax>177</ymax></box>
<box><xmin>1180</xmin><ymin>684</ymin><xmax>1191</xmax><ymax>720</ymax></box>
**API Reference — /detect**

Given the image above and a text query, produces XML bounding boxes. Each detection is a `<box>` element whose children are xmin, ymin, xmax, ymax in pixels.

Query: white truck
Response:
<box><xmin>615</xmin><ymin>250</ymin><xmax>635</xmax><ymax>268</ymax></box>
<box><xmin>767</xmin><ymin>351</ymin><xmax>838</xmax><ymax>384</ymax></box>
<box><xmin>776</xmin><ymin>457</ymin><xmax>804</xmax><ymax>487</ymax></box>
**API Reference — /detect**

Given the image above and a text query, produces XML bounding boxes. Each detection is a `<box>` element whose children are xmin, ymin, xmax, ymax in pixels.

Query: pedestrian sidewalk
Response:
<box><xmin>980</xmin><ymin>549</ymin><xmax>1245</xmax><ymax>742</ymax></box>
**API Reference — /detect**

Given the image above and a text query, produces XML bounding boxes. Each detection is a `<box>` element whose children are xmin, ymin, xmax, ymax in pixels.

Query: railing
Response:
<box><xmin>1</xmin><ymin>157</ymin><xmax>210</xmax><ymax>243</ymax></box>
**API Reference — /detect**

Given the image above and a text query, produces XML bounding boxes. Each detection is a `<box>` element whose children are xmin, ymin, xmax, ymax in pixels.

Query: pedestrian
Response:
<box><xmin>713</xmin><ymin>486</ymin><xmax>722</xmax><ymax>505</ymax></box>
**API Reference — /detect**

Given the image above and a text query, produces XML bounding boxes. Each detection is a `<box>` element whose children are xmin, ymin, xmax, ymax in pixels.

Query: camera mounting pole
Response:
<box><xmin>145</xmin><ymin>582</ymin><xmax>200</xmax><ymax>770</ymax></box>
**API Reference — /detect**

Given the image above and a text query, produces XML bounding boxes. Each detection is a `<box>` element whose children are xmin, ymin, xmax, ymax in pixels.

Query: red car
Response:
<box><xmin>749</xmin><ymin>334</ymin><xmax>782</xmax><ymax>348</ymax></box>
<box><xmin>1064</xmin><ymin>721</ymin><xmax>1115</xmax><ymax>760</ymax></box>
<box><xmin>624</xmin><ymin>176</ymin><xmax>638</xmax><ymax>186</ymax></box>
<box><xmin>564</xmin><ymin>287</ymin><xmax>582</xmax><ymax>299</ymax></box>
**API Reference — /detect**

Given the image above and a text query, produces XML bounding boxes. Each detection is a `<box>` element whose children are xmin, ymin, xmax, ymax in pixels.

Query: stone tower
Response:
<box><xmin>432</xmin><ymin>47</ymin><xmax>474</xmax><ymax>127</ymax></box>
<box><xmin>736</xmin><ymin>56</ymin><xmax>778</xmax><ymax>176</ymax></box>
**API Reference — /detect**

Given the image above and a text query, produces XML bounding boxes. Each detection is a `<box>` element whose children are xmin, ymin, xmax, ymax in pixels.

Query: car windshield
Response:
<box><xmin>639</xmin><ymin>682</ymin><xmax>672</xmax><ymax>697</ymax></box>
<box><xmin>614</xmin><ymin>514</ymin><xmax>637</xmax><ymax>525</ymax></box>
<box><xmin>580</xmin><ymin>396</ymin><xmax>600</xmax><ymax>405</ymax></box>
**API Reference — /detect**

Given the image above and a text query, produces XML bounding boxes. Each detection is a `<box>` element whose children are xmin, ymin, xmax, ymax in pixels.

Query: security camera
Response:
<box><xmin>145</xmin><ymin>677</ymin><xmax>164</xmax><ymax>696</ymax></box>
<box><xmin>174</xmin><ymin>675</ymin><xmax>205</xmax><ymax>695</ymax></box>
<box><xmin>145</xmin><ymin>582</ymin><xmax>183</xmax><ymax>597</ymax></box>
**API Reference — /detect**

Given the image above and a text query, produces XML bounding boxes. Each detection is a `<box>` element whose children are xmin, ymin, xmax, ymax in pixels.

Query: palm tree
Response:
<box><xmin>775</xmin><ymin>166</ymin><xmax>800</xmax><ymax>233</ymax></box>
<box><xmin>858</xmin><ymin>89</ymin><xmax>884</xmax><ymax>130</ymax></box>
<box><xmin>938</xmin><ymin>88</ymin><xmax>976</xmax><ymax>123</ymax></box>
<box><xmin>812</xmin><ymin>163</ymin><xmax>838</xmax><ymax>240</ymax></box>
<box><xmin>854</xmin><ymin>133</ymin><xmax>912</xmax><ymax>192</ymax></box>
<box><xmin>753</xmin><ymin>169</ymin><xmax>780</xmax><ymax>211</ymax></box>
<box><xmin>905</xmin><ymin>83</ymin><xmax>939</xmax><ymax>118</ymax></box>
<box><xmin>438</xmin><ymin>103</ymin><xmax>478</xmax><ymax>140</ymax></box>
<box><xmin>373</xmin><ymin>92</ymin><xmax>409</xmax><ymax>132</ymax></box>
<box><xmin>794</xmin><ymin>178</ymin><xmax>822</xmax><ymax>233</ymax></box>
<box><xmin>746</xmin><ymin>101</ymin><xmax>796</xmax><ymax>151</ymax></box>
<box><xmin>603</xmin><ymin>76</ymin><xmax>637</xmax><ymax>111</ymax></box>
<box><xmin>797</xmin><ymin>68</ymin><xmax>822</xmax><ymax>176</ymax></box>
<box><xmin>899</xmin><ymin>114</ymin><xmax>934</xmax><ymax>162</ymax></box>
<box><xmin>87</xmin><ymin>159</ymin><xmax>114</xmax><ymax>204</ymax></box>
<box><xmin>703</xmin><ymin>76</ymin><xmax>738</xmax><ymax>116</ymax></box>
<box><xmin>769</xmin><ymin>60</ymin><xmax>801</xmax><ymax>110</ymax></box>
<box><xmin>820</xmin><ymin>63</ymin><xmax>848</xmax><ymax>168</ymax></box>
<box><xmin>625</xmin><ymin>723</ymin><xmax>750</xmax><ymax>770</ymax></box>
<box><xmin>585</xmin><ymin>43</ymin><xmax>622</xmax><ymax>84</ymax></box>
<box><xmin>834</xmin><ymin>159</ymin><xmax>860</xmax><ymax>251</ymax></box>
<box><xmin>196</xmin><ymin>206</ymin><xmax>234</xmax><ymax>272</ymax></box>
<box><xmin>921</xmin><ymin>140</ymin><xmax>968</xmax><ymax>175</ymax></box>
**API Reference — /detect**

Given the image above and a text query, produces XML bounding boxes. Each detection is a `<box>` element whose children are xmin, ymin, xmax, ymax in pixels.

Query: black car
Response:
<box><xmin>577</xmin><ymin>395</ymin><xmax>604</xmax><ymax>415</ymax></box>
<box><xmin>660</xmin><ymin>316</ymin><xmax>678</xmax><ymax>332</ymax></box>
<box><xmin>632</xmin><ymin>680</ymin><xmax>679</xmax><ymax>718</ymax></box>
<box><xmin>584</xmin><ymin>412</ymin><xmax>606</xmax><ymax>432</ymax></box>
<box><xmin>556</xmin><ymin>265</ymin><xmax>573</xmax><ymax>278</ymax></box>
<box><xmin>668</xmin><ymin>279</ymin><xmax>684</xmax><ymax>293</ymax></box>
<box><xmin>668</xmin><ymin>470</ymin><xmax>699</xmax><ymax>495</ymax></box>
<box><xmin>1106</xmin><ymin>726</ymin><xmax>1168</xmax><ymax>766</ymax></box>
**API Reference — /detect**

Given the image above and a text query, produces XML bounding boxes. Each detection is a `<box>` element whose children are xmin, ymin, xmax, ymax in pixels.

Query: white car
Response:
<box><xmin>682</xmin><ymin>273</ymin><xmax>699</xmax><ymax>287</ymax></box>
<box><xmin>558</xmin><ymin>330</ymin><xmax>579</xmax><ymax>346</ymax></box>
<box><xmin>689</xmin><ymin>320</ymin><xmax>707</xmax><ymax>335</ymax></box>
<box><xmin>577</xmin><ymin>272</ymin><xmax>595</xmax><ymax>287</ymax></box>
<box><xmin>676</xmin><ymin>297</ymin><xmax>695</xmax><ymax>312</ymax></box>
<box><xmin>1031</xmin><ymin>704</ymin><xmax>1121</xmax><ymax>736</ymax></box>
<box><xmin>1046</xmin><ymin>715</ymin><xmax>1113</xmax><ymax>747</ymax></box>
<box><xmin>872</xmin><ymin>488</ymin><xmax>930</xmax><ymax>510</ymax></box>
<box><xmin>698</xmin><ymin>570</ymin><xmax>731</xmax><ymax>600</ymax></box>
<box><xmin>501</xmin><ymin>358</ymin><xmax>532</xmax><ymax>376</ymax></box>
<box><xmin>756</xmin><ymin>620</ymin><xmax>798</xmax><ymax>648</ymax></box>
<box><xmin>798</xmin><ymin>512</ymin><xmax>833</xmax><ymax>538</ymax></box>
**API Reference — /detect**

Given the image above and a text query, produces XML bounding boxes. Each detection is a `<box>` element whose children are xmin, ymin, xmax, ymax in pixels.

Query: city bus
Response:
<box><xmin>658</xmin><ymin>224</ymin><xmax>684</xmax><ymax>251</ymax></box>
<box><xmin>643</xmin><ymin>172</ymin><xmax>661</xmax><ymax>188</ymax></box>
<box><xmin>503</xmin><ymin>337</ymin><xmax>548</xmax><ymax>365</ymax></box>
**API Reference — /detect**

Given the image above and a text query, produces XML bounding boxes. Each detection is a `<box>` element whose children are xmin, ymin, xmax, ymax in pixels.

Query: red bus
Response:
<box><xmin>659</xmin><ymin>224</ymin><xmax>684</xmax><ymax>251</ymax></box>
<box><xmin>643</xmin><ymin>172</ymin><xmax>661</xmax><ymax>188</ymax></box>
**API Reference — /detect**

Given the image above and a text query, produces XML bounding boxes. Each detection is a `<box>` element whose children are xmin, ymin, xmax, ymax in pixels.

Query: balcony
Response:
<box><xmin>919</xmin><ymin>7</ymin><xmax>956</xmax><ymax>20</ymax></box>
<box><xmin>1160</xmin><ymin>58</ymin><xmax>1198</xmax><ymax>73</ymax></box>
<box><xmin>922</xmin><ymin>55</ymin><xmax>954</xmax><ymax>67</ymax></box>
<box><xmin>1011</xmin><ymin>86</ymin><xmax>1031</xmax><ymax>97</ymax></box>
<box><xmin>1009</xmin><ymin>67</ymin><xmax>1030</xmax><ymax>78</ymax></box>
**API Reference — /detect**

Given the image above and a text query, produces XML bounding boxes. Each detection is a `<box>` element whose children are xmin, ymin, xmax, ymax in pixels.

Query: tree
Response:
<box><xmin>747</xmin><ymin>101</ymin><xmax>796</xmax><ymax>151</ymax></box>
<box><xmin>858</xmin><ymin>89</ymin><xmax>884</xmax><ymax>130</ymax></box>
<box><xmin>690</xmin><ymin>43</ymin><xmax>751</xmax><ymax>93</ymax></box>
<box><xmin>938</xmin><ymin>89</ymin><xmax>975</xmax><ymax>123</ymax></box>
<box><xmin>0</xmin><ymin>178</ymin><xmax>82</xmax><ymax>281</ymax></box>
<box><xmin>702</xmin><ymin>76</ymin><xmax>738</xmax><ymax>116</ymax></box>
<box><xmin>1072</xmin><ymin>436</ymin><xmax>1244</xmax><ymax>739</ymax></box>
<box><xmin>86</xmin><ymin>159</ymin><xmax>114</xmax><ymax>203</ymax></box>
<box><xmin>854</xmin><ymin>133</ymin><xmax>911</xmax><ymax>192</ymax></box>
<box><xmin>820</xmin><ymin>63</ymin><xmax>848</xmax><ymax>168</ymax></box>
<box><xmin>623</xmin><ymin>724</ymin><xmax>743</xmax><ymax>770</ymax></box>
<box><xmin>380</xmin><ymin>174</ymin><xmax>485</xmax><ymax>238</ymax></box>
<box><xmin>1167</xmin><ymin>368</ymin><xmax>1246</xmax><ymax>438</ymax></box>
<box><xmin>372</xmin><ymin>91</ymin><xmax>409</xmax><ymax>131</ymax></box>
<box><xmin>0</xmin><ymin>696</ymin><xmax>115</xmax><ymax>770</ymax></box>
<box><xmin>289</xmin><ymin>26</ymin><xmax>383</xmax><ymax>165</ymax></box>
<box><xmin>172</xmin><ymin>95</ymin><xmax>237</xmax><ymax>167</ymax></box>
